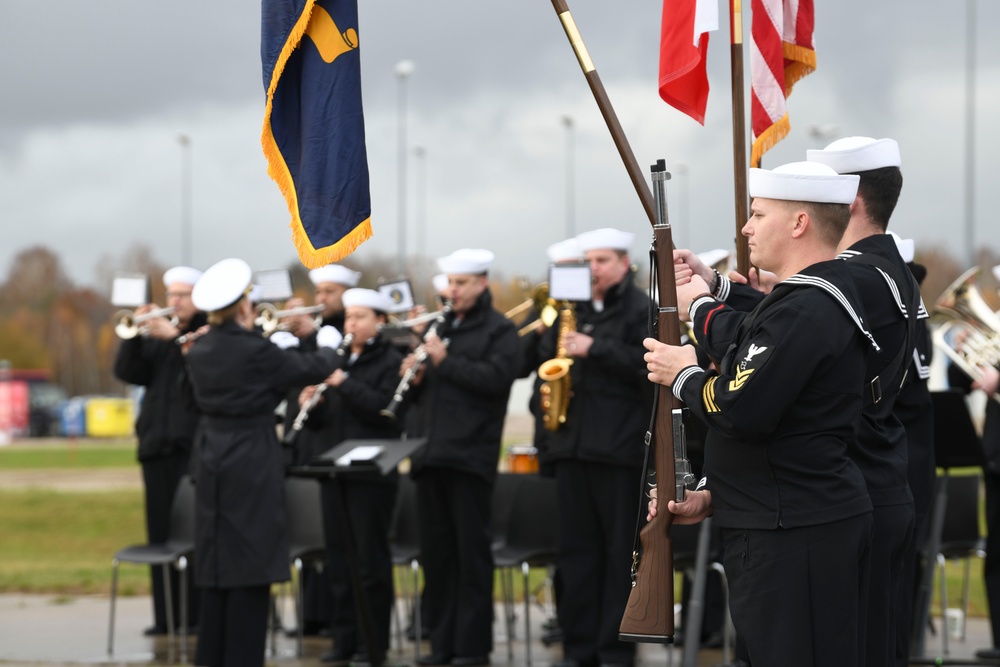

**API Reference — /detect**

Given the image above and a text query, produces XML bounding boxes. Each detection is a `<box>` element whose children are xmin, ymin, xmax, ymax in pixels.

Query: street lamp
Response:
<box><xmin>396</xmin><ymin>60</ymin><xmax>415</xmax><ymax>275</ymax></box>
<box><xmin>177</xmin><ymin>134</ymin><xmax>192</xmax><ymax>266</ymax></box>
<box><xmin>562</xmin><ymin>115</ymin><xmax>575</xmax><ymax>239</ymax></box>
<box><xmin>964</xmin><ymin>0</ymin><xmax>977</xmax><ymax>265</ymax></box>
<box><xmin>414</xmin><ymin>145</ymin><xmax>428</xmax><ymax>286</ymax></box>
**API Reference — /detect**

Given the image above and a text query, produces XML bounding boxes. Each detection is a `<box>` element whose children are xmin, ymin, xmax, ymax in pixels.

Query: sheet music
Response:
<box><xmin>335</xmin><ymin>444</ymin><xmax>384</xmax><ymax>466</ymax></box>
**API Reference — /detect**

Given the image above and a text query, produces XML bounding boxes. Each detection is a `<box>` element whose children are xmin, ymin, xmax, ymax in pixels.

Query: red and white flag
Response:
<box><xmin>659</xmin><ymin>0</ymin><xmax>719</xmax><ymax>125</ymax></box>
<box><xmin>749</xmin><ymin>0</ymin><xmax>815</xmax><ymax>166</ymax></box>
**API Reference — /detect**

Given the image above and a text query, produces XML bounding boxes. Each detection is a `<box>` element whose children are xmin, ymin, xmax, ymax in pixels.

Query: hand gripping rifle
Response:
<box><xmin>550</xmin><ymin>0</ymin><xmax>692</xmax><ymax>643</ymax></box>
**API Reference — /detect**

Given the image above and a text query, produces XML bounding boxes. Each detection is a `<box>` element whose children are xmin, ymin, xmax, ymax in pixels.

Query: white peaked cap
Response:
<box><xmin>342</xmin><ymin>288</ymin><xmax>394</xmax><ymax>314</ymax></box>
<box><xmin>887</xmin><ymin>231</ymin><xmax>915</xmax><ymax>263</ymax></box>
<box><xmin>993</xmin><ymin>265</ymin><xmax>1000</xmax><ymax>283</ymax></box>
<box><xmin>163</xmin><ymin>266</ymin><xmax>203</xmax><ymax>287</ymax></box>
<box><xmin>806</xmin><ymin>137</ymin><xmax>902</xmax><ymax>173</ymax></box>
<box><xmin>437</xmin><ymin>249</ymin><xmax>494</xmax><ymax>275</ymax></box>
<box><xmin>576</xmin><ymin>228</ymin><xmax>635</xmax><ymax>253</ymax></box>
<box><xmin>547</xmin><ymin>238</ymin><xmax>584</xmax><ymax>263</ymax></box>
<box><xmin>432</xmin><ymin>273</ymin><xmax>450</xmax><ymax>294</ymax></box>
<box><xmin>192</xmin><ymin>258</ymin><xmax>252</xmax><ymax>312</ymax></box>
<box><xmin>309</xmin><ymin>264</ymin><xmax>361</xmax><ymax>287</ymax></box>
<box><xmin>749</xmin><ymin>161</ymin><xmax>860</xmax><ymax>205</ymax></box>
<box><xmin>697</xmin><ymin>248</ymin><xmax>730</xmax><ymax>268</ymax></box>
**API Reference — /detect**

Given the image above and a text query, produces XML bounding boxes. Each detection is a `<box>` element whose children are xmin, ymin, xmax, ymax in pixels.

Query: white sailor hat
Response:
<box><xmin>547</xmin><ymin>238</ymin><xmax>584</xmax><ymax>263</ymax></box>
<box><xmin>806</xmin><ymin>137</ymin><xmax>902</xmax><ymax>173</ymax></box>
<box><xmin>192</xmin><ymin>258</ymin><xmax>253</xmax><ymax>312</ymax></box>
<box><xmin>697</xmin><ymin>248</ymin><xmax>730</xmax><ymax>269</ymax></box>
<box><xmin>993</xmin><ymin>265</ymin><xmax>1000</xmax><ymax>283</ymax></box>
<box><xmin>309</xmin><ymin>264</ymin><xmax>361</xmax><ymax>287</ymax></box>
<box><xmin>432</xmin><ymin>273</ymin><xmax>450</xmax><ymax>294</ymax></box>
<box><xmin>749</xmin><ymin>161</ymin><xmax>859</xmax><ymax>205</ymax></box>
<box><xmin>342</xmin><ymin>288</ymin><xmax>394</xmax><ymax>314</ymax></box>
<box><xmin>163</xmin><ymin>266</ymin><xmax>203</xmax><ymax>287</ymax></box>
<box><xmin>576</xmin><ymin>228</ymin><xmax>635</xmax><ymax>253</ymax></box>
<box><xmin>887</xmin><ymin>231</ymin><xmax>915</xmax><ymax>263</ymax></box>
<box><xmin>437</xmin><ymin>249</ymin><xmax>494</xmax><ymax>275</ymax></box>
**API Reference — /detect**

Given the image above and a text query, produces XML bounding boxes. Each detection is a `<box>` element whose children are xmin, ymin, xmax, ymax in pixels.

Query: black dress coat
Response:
<box><xmin>185</xmin><ymin>320</ymin><xmax>337</xmax><ymax>588</ymax></box>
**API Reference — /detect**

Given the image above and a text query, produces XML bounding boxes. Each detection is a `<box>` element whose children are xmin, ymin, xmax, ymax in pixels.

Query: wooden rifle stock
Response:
<box><xmin>549</xmin><ymin>0</ymin><xmax>683</xmax><ymax>643</ymax></box>
<box><xmin>619</xmin><ymin>161</ymin><xmax>682</xmax><ymax>643</ymax></box>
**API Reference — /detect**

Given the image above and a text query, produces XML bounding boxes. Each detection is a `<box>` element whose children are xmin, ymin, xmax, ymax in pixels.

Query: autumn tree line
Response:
<box><xmin>0</xmin><ymin>242</ymin><xmax>997</xmax><ymax>399</ymax></box>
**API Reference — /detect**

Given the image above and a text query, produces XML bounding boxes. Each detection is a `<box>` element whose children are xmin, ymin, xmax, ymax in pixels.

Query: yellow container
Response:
<box><xmin>85</xmin><ymin>397</ymin><xmax>135</xmax><ymax>438</ymax></box>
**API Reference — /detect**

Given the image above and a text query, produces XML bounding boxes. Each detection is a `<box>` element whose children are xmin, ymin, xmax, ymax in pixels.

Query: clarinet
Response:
<box><xmin>283</xmin><ymin>333</ymin><xmax>354</xmax><ymax>446</ymax></box>
<box><xmin>380</xmin><ymin>301</ymin><xmax>453</xmax><ymax>421</ymax></box>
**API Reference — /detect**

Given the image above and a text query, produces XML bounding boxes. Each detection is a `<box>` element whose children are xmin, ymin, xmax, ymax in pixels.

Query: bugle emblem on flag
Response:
<box><xmin>261</xmin><ymin>0</ymin><xmax>372</xmax><ymax>269</ymax></box>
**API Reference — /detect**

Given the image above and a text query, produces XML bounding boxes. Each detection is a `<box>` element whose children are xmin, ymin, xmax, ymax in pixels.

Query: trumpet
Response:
<box><xmin>255</xmin><ymin>303</ymin><xmax>324</xmax><ymax>336</ymax></box>
<box><xmin>381</xmin><ymin>301</ymin><xmax>453</xmax><ymax>421</ymax></box>
<box><xmin>931</xmin><ymin>267</ymin><xmax>1000</xmax><ymax>402</ymax></box>
<box><xmin>114</xmin><ymin>307</ymin><xmax>178</xmax><ymax>339</ymax></box>
<box><xmin>283</xmin><ymin>333</ymin><xmax>355</xmax><ymax>445</ymax></box>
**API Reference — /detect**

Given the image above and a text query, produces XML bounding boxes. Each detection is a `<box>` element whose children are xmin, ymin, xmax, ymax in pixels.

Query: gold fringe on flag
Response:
<box><xmin>750</xmin><ymin>113</ymin><xmax>789</xmax><ymax>168</ymax></box>
<box><xmin>259</xmin><ymin>0</ymin><xmax>373</xmax><ymax>269</ymax></box>
<box><xmin>782</xmin><ymin>43</ymin><xmax>816</xmax><ymax>96</ymax></box>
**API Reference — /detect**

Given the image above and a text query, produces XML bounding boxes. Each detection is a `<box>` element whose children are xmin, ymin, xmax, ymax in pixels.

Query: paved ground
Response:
<box><xmin>0</xmin><ymin>591</ymin><xmax>995</xmax><ymax>667</ymax></box>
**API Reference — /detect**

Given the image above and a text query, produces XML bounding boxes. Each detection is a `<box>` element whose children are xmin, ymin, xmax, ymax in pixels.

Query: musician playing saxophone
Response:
<box><xmin>294</xmin><ymin>288</ymin><xmax>403</xmax><ymax>666</ymax></box>
<box><xmin>539</xmin><ymin>228</ymin><xmax>651</xmax><ymax>667</ymax></box>
<box><xmin>405</xmin><ymin>249</ymin><xmax>518</xmax><ymax>667</ymax></box>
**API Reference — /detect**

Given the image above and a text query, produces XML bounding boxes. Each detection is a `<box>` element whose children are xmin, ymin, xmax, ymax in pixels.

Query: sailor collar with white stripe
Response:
<box><xmin>836</xmin><ymin>249</ymin><xmax>929</xmax><ymax>320</ymax></box>
<box><xmin>780</xmin><ymin>272</ymin><xmax>881</xmax><ymax>352</ymax></box>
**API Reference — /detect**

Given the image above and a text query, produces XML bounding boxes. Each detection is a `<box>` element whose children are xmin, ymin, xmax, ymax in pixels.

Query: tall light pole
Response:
<box><xmin>177</xmin><ymin>134</ymin><xmax>192</xmax><ymax>266</ymax></box>
<box><xmin>964</xmin><ymin>0</ymin><xmax>977</xmax><ymax>265</ymax></box>
<box><xmin>562</xmin><ymin>115</ymin><xmax>575</xmax><ymax>239</ymax></box>
<box><xmin>396</xmin><ymin>60</ymin><xmax>415</xmax><ymax>275</ymax></box>
<box><xmin>414</xmin><ymin>145</ymin><xmax>428</xmax><ymax>286</ymax></box>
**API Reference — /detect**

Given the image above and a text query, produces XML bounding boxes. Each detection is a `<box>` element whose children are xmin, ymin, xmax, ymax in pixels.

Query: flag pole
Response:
<box><xmin>729</xmin><ymin>0</ymin><xmax>751</xmax><ymax>278</ymax></box>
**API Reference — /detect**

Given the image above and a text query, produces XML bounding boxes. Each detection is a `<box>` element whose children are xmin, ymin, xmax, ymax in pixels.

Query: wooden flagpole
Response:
<box><xmin>730</xmin><ymin>0</ymin><xmax>751</xmax><ymax>278</ymax></box>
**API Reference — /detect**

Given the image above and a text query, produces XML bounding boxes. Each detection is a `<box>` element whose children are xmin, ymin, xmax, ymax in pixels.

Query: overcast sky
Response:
<box><xmin>2</xmin><ymin>1</ymin><xmax>998</xmax><ymax>292</ymax></box>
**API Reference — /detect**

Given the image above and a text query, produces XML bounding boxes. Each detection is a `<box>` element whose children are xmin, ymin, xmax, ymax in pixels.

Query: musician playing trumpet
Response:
<box><xmin>112</xmin><ymin>265</ymin><xmax>206</xmax><ymax>636</ymax></box>
<box><xmin>292</xmin><ymin>288</ymin><xmax>404</xmax><ymax>666</ymax></box>
<box><xmin>406</xmin><ymin>249</ymin><xmax>518</xmax><ymax>667</ymax></box>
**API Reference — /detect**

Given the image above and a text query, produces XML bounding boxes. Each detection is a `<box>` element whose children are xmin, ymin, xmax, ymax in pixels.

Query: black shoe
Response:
<box><xmin>321</xmin><ymin>649</ymin><xmax>355</xmax><ymax>666</ymax></box>
<box><xmin>550</xmin><ymin>661</ymin><xmax>583</xmax><ymax>667</ymax></box>
<box><xmin>976</xmin><ymin>648</ymin><xmax>1000</xmax><ymax>661</ymax></box>
<box><xmin>417</xmin><ymin>653</ymin><xmax>454</xmax><ymax>666</ymax></box>
<box><xmin>406</xmin><ymin>624</ymin><xmax>431</xmax><ymax>641</ymax></box>
<box><xmin>452</xmin><ymin>656</ymin><xmax>489</xmax><ymax>667</ymax></box>
<box><xmin>143</xmin><ymin>625</ymin><xmax>168</xmax><ymax>636</ymax></box>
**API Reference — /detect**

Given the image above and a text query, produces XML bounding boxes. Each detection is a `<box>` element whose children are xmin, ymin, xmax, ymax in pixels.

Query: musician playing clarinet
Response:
<box><xmin>406</xmin><ymin>249</ymin><xmax>518</xmax><ymax>667</ymax></box>
<box><xmin>294</xmin><ymin>288</ymin><xmax>404</xmax><ymax>666</ymax></box>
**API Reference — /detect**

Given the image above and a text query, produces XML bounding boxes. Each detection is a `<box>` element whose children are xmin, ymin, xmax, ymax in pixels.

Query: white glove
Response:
<box><xmin>316</xmin><ymin>325</ymin><xmax>343</xmax><ymax>350</ymax></box>
<box><xmin>269</xmin><ymin>331</ymin><xmax>300</xmax><ymax>350</ymax></box>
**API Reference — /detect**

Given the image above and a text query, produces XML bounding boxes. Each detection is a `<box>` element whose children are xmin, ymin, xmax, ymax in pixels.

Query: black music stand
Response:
<box><xmin>910</xmin><ymin>390</ymin><xmax>984</xmax><ymax>663</ymax></box>
<box><xmin>289</xmin><ymin>438</ymin><xmax>426</xmax><ymax>667</ymax></box>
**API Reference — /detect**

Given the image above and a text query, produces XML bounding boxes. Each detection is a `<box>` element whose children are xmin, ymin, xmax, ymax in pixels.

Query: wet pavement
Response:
<box><xmin>0</xmin><ymin>592</ymin><xmax>995</xmax><ymax>666</ymax></box>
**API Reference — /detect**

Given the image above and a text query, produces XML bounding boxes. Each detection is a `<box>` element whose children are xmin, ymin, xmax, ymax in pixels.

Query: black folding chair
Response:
<box><xmin>389</xmin><ymin>473</ymin><xmax>422</xmax><ymax>659</ymax></box>
<box><xmin>107</xmin><ymin>475</ymin><xmax>196</xmax><ymax>664</ymax></box>
<box><xmin>281</xmin><ymin>476</ymin><xmax>327</xmax><ymax>658</ymax></box>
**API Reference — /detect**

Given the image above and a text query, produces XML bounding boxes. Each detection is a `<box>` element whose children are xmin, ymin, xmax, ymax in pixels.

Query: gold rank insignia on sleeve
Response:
<box><xmin>703</xmin><ymin>376</ymin><xmax>721</xmax><ymax>413</ymax></box>
<box><xmin>729</xmin><ymin>367</ymin><xmax>755</xmax><ymax>392</ymax></box>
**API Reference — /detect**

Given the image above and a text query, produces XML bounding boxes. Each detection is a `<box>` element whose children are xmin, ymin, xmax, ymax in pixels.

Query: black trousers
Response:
<box><xmin>724</xmin><ymin>512</ymin><xmax>873</xmax><ymax>667</ymax></box>
<box><xmin>865</xmin><ymin>502</ymin><xmax>914</xmax><ymax>667</ymax></box>
<box><xmin>984</xmin><ymin>471</ymin><xmax>1000</xmax><ymax>647</ymax></box>
<box><xmin>194</xmin><ymin>585</ymin><xmax>269</xmax><ymax>667</ymax></box>
<box><xmin>416</xmin><ymin>467</ymin><xmax>494</xmax><ymax>659</ymax></box>
<box><xmin>321</xmin><ymin>477</ymin><xmax>398</xmax><ymax>660</ymax></box>
<box><xmin>555</xmin><ymin>460</ymin><xmax>641</xmax><ymax>666</ymax></box>
<box><xmin>142</xmin><ymin>449</ymin><xmax>199</xmax><ymax>629</ymax></box>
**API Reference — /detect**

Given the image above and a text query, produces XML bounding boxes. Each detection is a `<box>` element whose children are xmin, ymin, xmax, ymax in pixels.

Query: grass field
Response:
<box><xmin>0</xmin><ymin>440</ymin><xmax>990</xmax><ymax>618</ymax></box>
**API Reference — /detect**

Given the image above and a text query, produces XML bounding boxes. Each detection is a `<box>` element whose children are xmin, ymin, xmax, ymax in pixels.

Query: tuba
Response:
<box><xmin>931</xmin><ymin>267</ymin><xmax>1000</xmax><ymax>402</ymax></box>
<box><xmin>537</xmin><ymin>301</ymin><xmax>576</xmax><ymax>431</ymax></box>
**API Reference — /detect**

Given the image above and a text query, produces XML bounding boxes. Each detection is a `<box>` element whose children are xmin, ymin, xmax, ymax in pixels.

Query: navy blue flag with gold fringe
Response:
<box><xmin>261</xmin><ymin>0</ymin><xmax>371</xmax><ymax>268</ymax></box>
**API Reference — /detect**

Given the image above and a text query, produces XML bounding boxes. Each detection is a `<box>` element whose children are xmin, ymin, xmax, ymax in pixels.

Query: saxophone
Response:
<box><xmin>537</xmin><ymin>301</ymin><xmax>576</xmax><ymax>431</ymax></box>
